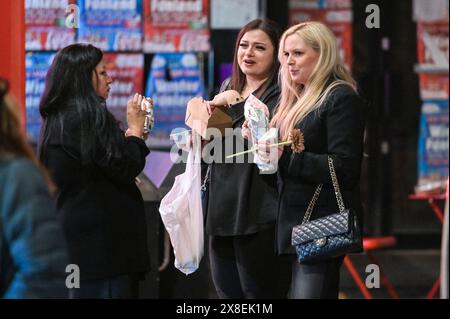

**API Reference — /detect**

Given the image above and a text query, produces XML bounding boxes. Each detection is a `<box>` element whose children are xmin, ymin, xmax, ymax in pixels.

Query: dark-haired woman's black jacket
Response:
<box><xmin>41</xmin><ymin>110</ymin><xmax>150</xmax><ymax>281</ymax></box>
<box><xmin>276</xmin><ymin>84</ymin><xmax>366</xmax><ymax>255</ymax></box>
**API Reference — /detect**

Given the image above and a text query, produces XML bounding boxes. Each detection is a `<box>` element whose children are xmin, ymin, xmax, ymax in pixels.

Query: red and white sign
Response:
<box><xmin>419</xmin><ymin>74</ymin><xmax>449</xmax><ymax>100</ymax></box>
<box><xmin>417</xmin><ymin>21</ymin><xmax>449</xmax><ymax>100</ymax></box>
<box><xmin>289</xmin><ymin>8</ymin><xmax>353</xmax><ymax>70</ymax></box>
<box><xmin>143</xmin><ymin>0</ymin><xmax>210</xmax><ymax>52</ymax></box>
<box><xmin>104</xmin><ymin>53</ymin><xmax>144</xmax><ymax>128</ymax></box>
<box><xmin>25</xmin><ymin>0</ymin><xmax>76</xmax><ymax>50</ymax></box>
<box><xmin>417</xmin><ymin>21</ymin><xmax>449</xmax><ymax>67</ymax></box>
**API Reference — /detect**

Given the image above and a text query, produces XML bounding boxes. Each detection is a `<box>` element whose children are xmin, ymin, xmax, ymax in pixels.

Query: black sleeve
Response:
<box><xmin>94</xmin><ymin>134</ymin><xmax>150</xmax><ymax>184</ymax></box>
<box><xmin>279</xmin><ymin>91</ymin><xmax>366</xmax><ymax>189</ymax></box>
<box><xmin>57</xmin><ymin>114</ymin><xmax>150</xmax><ymax>185</ymax></box>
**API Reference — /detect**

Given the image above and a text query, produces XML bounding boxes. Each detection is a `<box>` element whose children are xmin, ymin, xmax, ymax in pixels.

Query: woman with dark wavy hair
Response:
<box><xmin>204</xmin><ymin>19</ymin><xmax>291</xmax><ymax>299</ymax></box>
<box><xmin>39</xmin><ymin>44</ymin><xmax>150</xmax><ymax>298</ymax></box>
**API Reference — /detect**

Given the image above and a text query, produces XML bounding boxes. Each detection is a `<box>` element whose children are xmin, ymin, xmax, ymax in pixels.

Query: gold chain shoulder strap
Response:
<box><xmin>301</xmin><ymin>157</ymin><xmax>346</xmax><ymax>224</ymax></box>
<box><xmin>328</xmin><ymin>157</ymin><xmax>346</xmax><ymax>213</ymax></box>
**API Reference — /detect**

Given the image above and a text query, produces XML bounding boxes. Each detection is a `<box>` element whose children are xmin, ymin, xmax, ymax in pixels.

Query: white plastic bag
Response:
<box><xmin>159</xmin><ymin>140</ymin><xmax>203</xmax><ymax>275</ymax></box>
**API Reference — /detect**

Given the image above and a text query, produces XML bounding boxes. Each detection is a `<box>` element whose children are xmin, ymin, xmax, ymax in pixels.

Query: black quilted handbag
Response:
<box><xmin>291</xmin><ymin>157</ymin><xmax>363</xmax><ymax>264</ymax></box>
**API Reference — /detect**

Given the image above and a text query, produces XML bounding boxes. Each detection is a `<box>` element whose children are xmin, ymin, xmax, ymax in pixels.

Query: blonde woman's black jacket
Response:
<box><xmin>41</xmin><ymin>110</ymin><xmax>150</xmax><ymax>281</ymax></box>
<box><xmin>276</xmin><ymin>84</ymin><xmax>366</xmax><ymax>255</ymax></box>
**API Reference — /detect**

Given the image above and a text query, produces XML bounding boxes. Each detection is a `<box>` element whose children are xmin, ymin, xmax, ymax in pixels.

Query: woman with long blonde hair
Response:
<box><xmin>271</xmin><ymin>22</ymin><xmax>357</xmax><ymax>140</ymax></box>
<box><xmin>258</xmin><ymin>22</ymin><xmax>366</xmax><ymax>298</ymax></box>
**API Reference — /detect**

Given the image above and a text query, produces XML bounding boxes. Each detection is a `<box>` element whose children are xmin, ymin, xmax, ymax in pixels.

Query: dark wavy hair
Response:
<box><xmin>230</xmin><ymin>19</ymin><xmax>282</xmax><ymax>97</ymax></box>
<box><xmin>39</xmin><ymin>43</ymin><xmax>122</xmax><ymax>165</ymax></box>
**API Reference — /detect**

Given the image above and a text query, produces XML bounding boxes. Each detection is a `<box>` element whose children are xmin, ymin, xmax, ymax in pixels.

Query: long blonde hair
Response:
<box><xmin>271</xmin><ymin>22</ymin><xmax>356</xmax><ymax>140</ymax></box>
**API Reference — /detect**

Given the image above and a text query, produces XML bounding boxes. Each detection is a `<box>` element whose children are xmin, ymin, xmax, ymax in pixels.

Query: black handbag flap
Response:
<box><xmin>291</xmin><ymin>210</ymin><xmax>352</xmax><ymax>246</ymax></box>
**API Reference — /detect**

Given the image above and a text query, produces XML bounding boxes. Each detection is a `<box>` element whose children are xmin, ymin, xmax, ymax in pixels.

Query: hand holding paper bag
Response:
<box><xmin>185</xmin><ymin>90</ymin><xmax>243</xmax><ymax>139</ymax></box>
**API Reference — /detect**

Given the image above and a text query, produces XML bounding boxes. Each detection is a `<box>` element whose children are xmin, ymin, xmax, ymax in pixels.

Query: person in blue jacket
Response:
<box><xmin>0</xmin><ymin>77</ymin><xmax>69</xmax><ymax>298</ymax></box>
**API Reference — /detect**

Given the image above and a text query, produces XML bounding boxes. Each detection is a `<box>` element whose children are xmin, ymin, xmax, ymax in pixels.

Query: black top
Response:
<box><xmin>276</xmin><ymin>84</ymin><xmax>367</xmax><ymax>255</ymax></box>
<box><xmin>205</xmin><ymin>80</ymin><xmax>280</xmax><ymax>236</ymax></box>
<box><xmin>41</xmin><ymin>109</ymin><xmax>150</xmax><ymax>281</ymax></box>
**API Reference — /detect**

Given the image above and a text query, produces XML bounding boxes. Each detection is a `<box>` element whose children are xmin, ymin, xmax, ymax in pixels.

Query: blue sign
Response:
<box><xmin>417</xmin><ymin>99</ymin><xmax>449</xmax><ymax>190</ymax></box>
<box><xmin>145</xmin><ymin>53</ymin><xmax>205</xmax><ymax>148</ymax></box>
<box><xmin>25</xmin><ymin>52</ymin><xmax>56</xmax><ymax>144</ymax></box>
<box><xmin>78</xmin><ymin>0</ymin><xmax>143</xmax><ymax>51</ymax></box>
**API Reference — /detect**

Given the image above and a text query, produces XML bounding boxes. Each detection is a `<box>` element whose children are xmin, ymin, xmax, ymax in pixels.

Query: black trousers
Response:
<box><xmin>68</xmin><ymin>274</ymin><xmax>139</xmax><ymax>299</ymax></box>
<box><xmin>209</xmin><ymin>227</ymin><xmax>291</xmax><ymax>299</ymax></box>
<box><xmin>289</xmin><ymin>256</ymin><xmax>344</xmax><ymax>299</ymax></box>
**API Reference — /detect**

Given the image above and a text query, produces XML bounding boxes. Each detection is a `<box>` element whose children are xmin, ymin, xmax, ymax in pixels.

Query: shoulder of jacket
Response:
<box><xmin>327</xmin><ymin>84</ymin><xmax>358</xmax><ymax>101</ymax></box>
<box><xmin>0</xmin><ymin>157</ymin><xmax>34</xmax><ymax>174</ymax></box>
<box><xmin>320</xmin><ymin>84</ymin><xmax>361</xmax><ymax>111</ymax></box>
<box><xmin>0</xmin><ymin>158</ymin><xmax>45</xmax><ymax>208</ymax></box>
<box><xmin>262</xmin><ymin>82</ymin><xmax>280</xmax><ymax>102</ymax></box>
<box><xmin>6</xmin><ymin>158</ymin><xmax>42</xmax><ymax>184</ymax></box>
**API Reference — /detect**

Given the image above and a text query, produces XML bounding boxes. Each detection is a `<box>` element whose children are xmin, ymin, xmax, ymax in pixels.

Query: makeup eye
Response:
<box><xmin>256</xmin><ymin>46</ymin><xmax>266</xmax><ymax>50</ymax></box>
